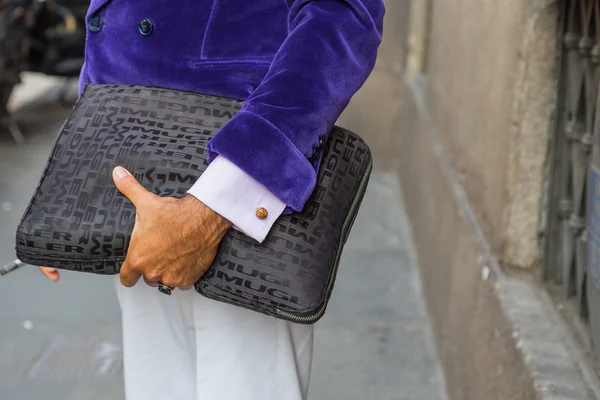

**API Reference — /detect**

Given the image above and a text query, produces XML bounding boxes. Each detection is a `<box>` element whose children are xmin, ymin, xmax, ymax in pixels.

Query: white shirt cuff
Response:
<box><xmin>187</xmin><ymin>156</ymin><xmax>286</xmax><ymax>243</ymax></box>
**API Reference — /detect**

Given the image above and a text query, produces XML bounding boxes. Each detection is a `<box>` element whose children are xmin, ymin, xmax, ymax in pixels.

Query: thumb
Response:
<box><xmin>112</xmin><ymin>166</ymin><xmax>155</xmax><ymax>206</ymax></box>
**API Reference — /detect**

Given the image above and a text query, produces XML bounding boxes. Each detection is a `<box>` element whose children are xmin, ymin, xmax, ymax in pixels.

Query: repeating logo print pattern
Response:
<box><xmin>16</xmin><ymin>84</ymin><xmax>371</xmax><ymax>321</ymax></box>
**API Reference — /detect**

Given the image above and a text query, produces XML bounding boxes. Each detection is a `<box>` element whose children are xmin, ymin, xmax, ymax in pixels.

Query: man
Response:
<box><xmin>40</xmin><ymin>1</ymin><xmax>385</xmax><ymax>399</ymax></box>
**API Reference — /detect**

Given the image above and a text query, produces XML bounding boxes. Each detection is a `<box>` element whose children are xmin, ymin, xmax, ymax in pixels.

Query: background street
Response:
<box><xmin>0</xmin><ymin>73</ymin><xmax>446</xmax><ymax>399</ymax></box>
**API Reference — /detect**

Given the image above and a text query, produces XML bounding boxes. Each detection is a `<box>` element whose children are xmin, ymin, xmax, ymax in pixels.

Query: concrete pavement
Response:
<box><xmin>0</xmin><ymin>75</ymin><xmax>447</xmax><ymax>399</ymax></box>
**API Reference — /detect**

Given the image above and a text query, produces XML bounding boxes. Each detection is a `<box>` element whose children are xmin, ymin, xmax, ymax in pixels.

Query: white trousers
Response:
<box><xmin>114</xmin><ymin>277</ymin><xmax>314</xmax><ymax>400</ymax></box>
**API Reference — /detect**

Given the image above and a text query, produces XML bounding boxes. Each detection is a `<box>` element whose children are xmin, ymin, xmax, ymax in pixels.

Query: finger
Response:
<box><xmin>160</xmin><ymin>273</ymin><xmax>195</xmax><ymax>289</ymax></box>
<box><xmin>157</xmin><ymin>276</ymin><xmax>177</xmax><ymax>288</ymax></box>
<box><xmin>39</xmin><ymin>267</ymin><xmax>60</xmax><ymax>282</ymax></box>
<box><xmin>119</xmin><ymin>260</ymin><xmax>143</xmax><ymax>287</ymax></box>
<box><xmin>143</xmin><ymin>275</ymin><xmax>159</xmax><ymax>287</ymax></box>
<box><xmin>112</xmin><ymin>166</ymin><xmax>156</xmax><ymax>207</ymax></box>
<box><xmin>40</xmin><ymin>267</ymin><xmax>60</xmax><ymax>281</ymax></box>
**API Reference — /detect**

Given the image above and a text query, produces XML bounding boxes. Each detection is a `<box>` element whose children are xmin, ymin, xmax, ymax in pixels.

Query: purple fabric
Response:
<box><xmin>80</xmin><ymin>0</ymin><xmax>385</xmax><ymax>212</ymax></box>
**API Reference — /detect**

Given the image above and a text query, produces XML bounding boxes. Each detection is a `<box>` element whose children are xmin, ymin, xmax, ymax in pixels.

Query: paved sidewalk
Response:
<box><xmin>0</xmin><ymin>76</ymin><xmax>447</xmax><ymax>400</ymax></box>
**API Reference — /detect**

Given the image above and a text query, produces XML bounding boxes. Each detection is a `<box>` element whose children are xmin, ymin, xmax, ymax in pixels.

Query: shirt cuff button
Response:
<box><xmin>256</xmin><ymin>208</ymin><xmax>268</xmax><ymax>219</ymax></box>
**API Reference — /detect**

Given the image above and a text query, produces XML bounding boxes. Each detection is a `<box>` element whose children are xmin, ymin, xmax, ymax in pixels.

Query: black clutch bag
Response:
<box><xmin>15</xmin><ymin>84</ymin><xmax>372</xmax><ymax>324</ymax></box>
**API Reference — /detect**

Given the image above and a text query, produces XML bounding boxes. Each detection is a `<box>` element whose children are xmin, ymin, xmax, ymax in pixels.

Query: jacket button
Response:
<box><xmin>256</xmin><ymin>208</ymin><xmax>268</xmax><ymax>220</ymax></box>
<box><xmin>312</xmin><ymin>147</ymin><xmax>319</xmax><ymax>159</ymax></box>
<box><xmin>88</xmin><ymin>15</ymin><xmax>103</xmax><ymax>33</ymax></box>
<box><xmin>319</xmin><ymin>137</ymin><xmax>326</xmax><ymax>147</ymax></box>
<box><xmin>139</xmin><ymin>18</ymin><xmax>154</xmax><ymax>36</ymax></box>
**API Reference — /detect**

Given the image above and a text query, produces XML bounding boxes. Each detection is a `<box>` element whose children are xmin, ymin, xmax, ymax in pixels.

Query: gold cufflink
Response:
<box><xmin>256</xmin><ymin>207</ymin><xmax>268</xmax><ymax>219</ymax></box>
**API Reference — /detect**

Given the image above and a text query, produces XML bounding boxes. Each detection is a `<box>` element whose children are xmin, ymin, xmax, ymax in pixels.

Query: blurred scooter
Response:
<box><xmin>0</xmin><ymin>0</ymin><xmax>88</xmax><ymax>144</ymax></box>
<box><xmin>0</xmin><ymin>259</ymin><xmax>26</xmax><ymax>276</ymax></box>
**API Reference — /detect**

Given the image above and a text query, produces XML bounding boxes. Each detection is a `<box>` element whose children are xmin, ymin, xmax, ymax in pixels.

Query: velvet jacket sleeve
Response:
<box><xmin>206</xmin><ymin>0</ymin><xmax>385</xmax><ymax>212</ymax></box>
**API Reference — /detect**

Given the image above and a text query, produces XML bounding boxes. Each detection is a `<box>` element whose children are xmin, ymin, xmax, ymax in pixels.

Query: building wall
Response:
<box><xmin>426</xmin><ymin>0</ymin><xmax>524</xmax><ymax>254</ymax></box>
<box><xmin>424</xmin><ymin>0</ymin><xmax>557</xmax><ymax>267</ymax></box>
<box><xmin>337</xmin><ymin>0</ymin><xmax>412</xmax><ymax>172</ymax></box>
<box><xmin>342</xmin><ymin>0</ymin><xmax>557</xmax><ymax>270</ymax></box>
<box><xmin>394</xmin><ymin>0</ymin><xmax>568</xmax><ymax>398</ymax></box>
<box><xmin>337</xmin><ymin>0</ymin><xmax>571</xmax><ymax>397</ymax></box>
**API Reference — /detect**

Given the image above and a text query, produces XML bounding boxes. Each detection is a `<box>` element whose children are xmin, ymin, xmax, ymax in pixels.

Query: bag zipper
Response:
<box><xmin>275</xmin><ymin>157</ymin><xmax>373</xmax><ymax>323</ymax></box>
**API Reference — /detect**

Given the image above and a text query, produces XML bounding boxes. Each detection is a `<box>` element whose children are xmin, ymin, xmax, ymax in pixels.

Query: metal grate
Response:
<box><xmin>544</xmin><ymin>0</ymin><xmax>600</xmax><ymax>352</ymax></box>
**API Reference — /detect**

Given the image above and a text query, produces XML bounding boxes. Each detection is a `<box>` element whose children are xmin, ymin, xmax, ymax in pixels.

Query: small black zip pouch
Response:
<box><xmin>15</xmin><ymin>84</ymin><xmax>372</xmax><ymax>324</ymax></box>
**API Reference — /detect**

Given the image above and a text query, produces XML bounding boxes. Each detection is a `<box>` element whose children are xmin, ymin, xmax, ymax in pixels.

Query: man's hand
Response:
<box><xmin>113</xmin><ymin>166</ymin><xmax>232</xmax><ymax>289</ymax></box>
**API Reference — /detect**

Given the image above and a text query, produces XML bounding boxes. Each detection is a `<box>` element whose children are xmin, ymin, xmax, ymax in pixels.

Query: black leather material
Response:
<box><xmin>15</xmin><ymin>84</ymin><xmax>372</xmax><ymax>323</ymax></box>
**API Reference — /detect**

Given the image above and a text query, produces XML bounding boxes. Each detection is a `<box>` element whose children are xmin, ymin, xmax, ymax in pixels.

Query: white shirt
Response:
<box><xmin>187</xmin><ymin>156</ymin><xmax>286</xmax><ymax>243</ymax></box>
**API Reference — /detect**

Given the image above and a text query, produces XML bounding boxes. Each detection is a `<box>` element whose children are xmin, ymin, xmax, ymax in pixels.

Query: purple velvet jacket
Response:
<box><xmin>79</xmin><ymin>0</ymin><xmax>385</xmax><ymax>212</ymax></box>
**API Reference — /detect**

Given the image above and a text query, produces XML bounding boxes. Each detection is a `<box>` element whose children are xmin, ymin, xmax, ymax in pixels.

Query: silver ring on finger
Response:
<box><xmin>157</xmin><ymin>282</ymin><xmax>175</xmax><ymax>296</ymax></box>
